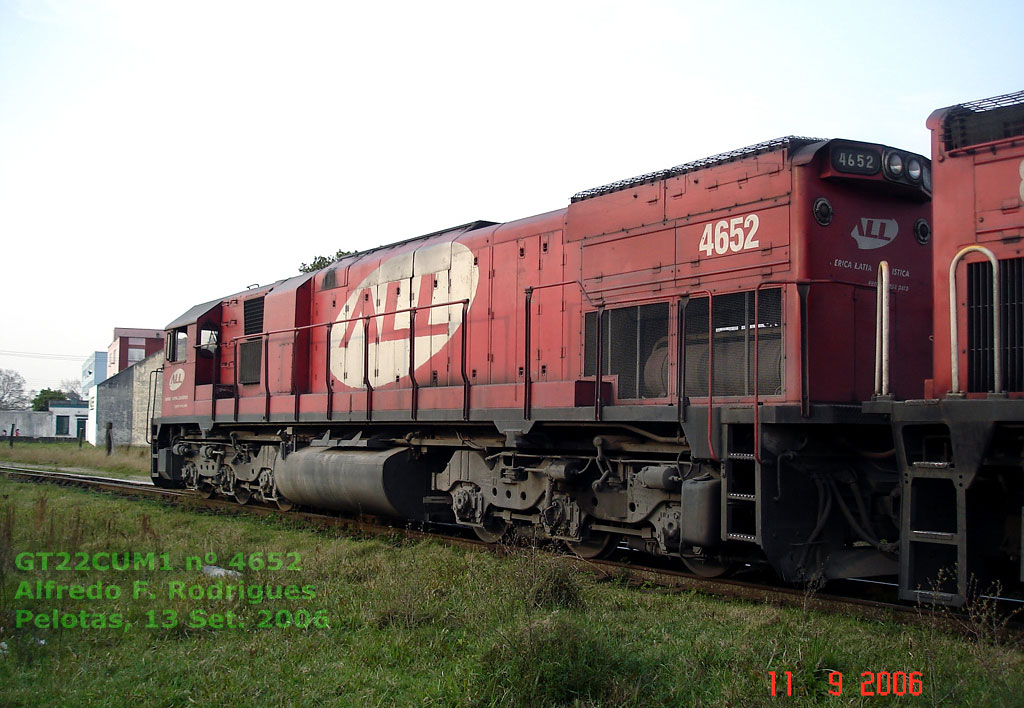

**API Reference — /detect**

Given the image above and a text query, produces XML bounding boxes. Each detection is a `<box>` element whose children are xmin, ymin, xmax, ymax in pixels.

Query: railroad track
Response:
<box><xmin>2</xmin><ymin>463</ymin><xmax>1019</xmax><ymax>639</ymax></box>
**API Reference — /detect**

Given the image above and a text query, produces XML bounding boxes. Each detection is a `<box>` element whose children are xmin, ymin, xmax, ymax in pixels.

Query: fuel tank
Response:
<box><xmin>275</xmin><ymin>447</ymin><xmax>444</xmax><ymax>519</ymax></box>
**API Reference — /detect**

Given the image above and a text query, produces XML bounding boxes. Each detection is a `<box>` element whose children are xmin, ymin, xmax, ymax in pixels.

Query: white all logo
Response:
<box><xmin>168</xmin><ymin>368</ymin><xmax>186</xmax><ymax>392</ymax></box>
<box><xmin>329</xmin><ymin>241</ymin><xmax>479</xmax><ymax>389</ymax></box>
<box><xmin>851</xmin><ymin>217</ymin><xmax>898</xmax><ymax>250</ymax></box>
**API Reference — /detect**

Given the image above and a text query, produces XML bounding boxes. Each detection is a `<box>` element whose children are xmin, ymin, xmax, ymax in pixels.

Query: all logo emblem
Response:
<box><xmin>168</xmin><ymin>368</ymin><xmax>186</xmax><ymax>392</ymax></box>
<box><xmin>329</xmin><ymin>241</ymin><xmax>479</xmax><ymax>389</ymax></box>
<box><xmin>851</xmin><ymin>217</ymin><xmax>898</xmax><ymax>250</ymax></box>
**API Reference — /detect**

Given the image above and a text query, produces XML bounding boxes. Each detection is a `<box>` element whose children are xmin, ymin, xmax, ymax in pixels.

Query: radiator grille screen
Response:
<box><xmin>238</xmin><ymin>340</ymin><xmax>262</xmax><ymax>385</ymax></box>
<box><xmin>968</xmin><ymin>257</ymin><xmax>1024</xmax><ymax>392</ymax></box>
<box><xmin>584</xmin><ymin>302</ymin><xmax>669</xmax><ymax>399</ymax></box>
<box><xmin>942</xmin><ymin>91</ymin><xmax>1024</xmax><ymax>151</ymax></box>
<box><xmin>243</xmin><ymin>297</ymin><xmax>265</xmax><ymax>336</ymax></box>
<box><xmin>684</xmin><ymin>288</ymin><xmax>783</xmax><ymax>397</ymax></box>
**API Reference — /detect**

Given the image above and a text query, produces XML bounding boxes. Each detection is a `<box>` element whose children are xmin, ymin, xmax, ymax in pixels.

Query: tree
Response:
<box><xmin>0</xmin><ymin>368</ymin><xmax>29</xmax><ymax>410</ymax></box>
<box><xmin>31</xmin><ymin>388</ymin><xmax>67</xmax><ymax>412</ymax></box>
<box><xmin>60</xmin><ymin>378</ymin><xmax>84</xmax><ymax>401</ymax></box>
<box><xmin>299</xmin><ymin>249</ymin><xmax>354</xmax><ymax>273</ymax></box>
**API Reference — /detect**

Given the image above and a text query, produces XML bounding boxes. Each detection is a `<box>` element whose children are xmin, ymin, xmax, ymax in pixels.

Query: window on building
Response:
<box><xmin>128</xmin><ymin>347</ymin><xmax>145</xmax><ymax>364</ymax></box>
<box><xmin>56</xmin><ymin>416</ymin><xmax>69</xmax><ymax>436</ymax></box>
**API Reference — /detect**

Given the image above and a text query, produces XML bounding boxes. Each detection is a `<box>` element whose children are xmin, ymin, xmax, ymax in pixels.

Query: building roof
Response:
<box><xmin>49</xmin><ymin>400</ymin><xmax>89</xmax><ymax>410</ymax></box>
<box><xmin>112</xmin><ymin>328</ymin><xmax>164</xmax><ymax>339</ymax></box>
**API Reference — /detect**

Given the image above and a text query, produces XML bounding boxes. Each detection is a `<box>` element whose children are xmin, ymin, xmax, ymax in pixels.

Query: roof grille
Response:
<box><xmin>570</xmin><ymin>136</ymin><xmax>823</xmax><ymax>203</ymax></box>
<box><xmin>942</xmin><ymin>90</ymin><xmax>1024</xmax><ymax>151</ymax></box>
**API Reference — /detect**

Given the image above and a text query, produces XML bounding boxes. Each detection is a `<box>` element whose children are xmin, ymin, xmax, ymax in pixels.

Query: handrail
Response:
<box><xmin>523</xmin><ymin>280</ymin><xmax>601</xmax><ymax>420</ymax></box>
<box><xmin>145</xmin><ymin>367</ymin><xmax>163</xmax><ymax>445</ymax></box>
<box><xmin>594</xmin><ymin>304</ymin><xmax>604</xmax><ymax>421</ymax></box>
<box><xmin>222</xmin><ymin>298</ymin><xmax>471</xmax><ymax>421</ymax></box>
<box><xmin>409</xmin><ymin>314</ymin><xmax>418</xmax><ymax>419</ymax></box>
<box><xmin>577</xmin><ymin>278</ymin><xmax>872</xmax><ymax>461</ymax></box>
<box><xmin>292</xmin><ymin>329</ymin><xmax>300</xmax><ymax>421</ymax></box>
<box><xmin>949</xmin><ymin>245</ymin><xmax>1001</xmax><ymax>395</ymax></box>
<box><xmin>703</xmin><ymin>291</ymin><xmax>717</xmax><ymax>461</ymax></box>
<box><xmin>947</xmin><ymin>135</ymin><xmax>1024</xmax><ymax>157</ymax></box>
<box><xmin>325</xmin><ymin>322</ymin><xmax>334</xmax><ymax>420</ymax></box>
<box><xmin>232</xmin><ymin>339</ymin><xmax>239</xmax><ymax>422</ymax></box>
<box><xmin>873</xmin><ymin>261</ymin><xmax>891</xmax><ymax>398</ymax></box>
<box><xmin>524</xmin><ymin>288</ymin><xmax>533</xmax><ymax>420</ymax></box>
<box><xmin>226</xmin><ymin>298</ymin><xmax>471</xmax><ymax>343</ymax></box>
<box><xmin>460</xmin><ymin>301</ymin><xmax>471</xmax><ymax>420</ymax></box>
<box><xmin>362</xmin><ymin>315</ymin><xmax>373</xmax><ymax>420</ymax></box>
<box><xmin>751</xmin><ymin>286</ymin><xmax>765</xmax><ymax>463</ymax></box>
<box><xmin>675</xmin><ymin>290</ymin><xmax>715</xmax><ymax>458</ymax></box>
<box><xmin>264</xmin><ymin>334</ymin><xmax>271</xmax><ymax>421</ymax></box>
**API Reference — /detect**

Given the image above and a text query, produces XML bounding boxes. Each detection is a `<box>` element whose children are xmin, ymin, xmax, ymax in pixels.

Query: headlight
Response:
<box><xmin>813</xmin><ymin>197</ymin><xmax>833</xmax><ymax>226</ymax></box>
<box><xmin>885</xmin><ymin>152</ymin><xmax>904</xmax><ymax>178</ymax></box>
<box><xmin>907</xmin><ymin>158</ymin><xmax>922</xmax><ymax>182</ymax></box>
<box><xmin>914</xmin><ymin>218</ymin><xmax>931</xmax><ymax>245</ymax></box>
<box><xmin>922</xmin><ymin>165</ymin><xmax>932</xmax><ymax>191</ymax></box>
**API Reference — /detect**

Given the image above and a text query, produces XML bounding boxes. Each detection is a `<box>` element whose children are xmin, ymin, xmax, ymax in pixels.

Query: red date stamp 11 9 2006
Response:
<box><xmin>769</xmin><ymin>670</ymin><xmax>924</xmax><ymax>697</ymax></box>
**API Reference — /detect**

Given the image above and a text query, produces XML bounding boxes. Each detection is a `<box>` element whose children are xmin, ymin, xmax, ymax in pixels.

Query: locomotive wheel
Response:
<box><xmin>234</xmin><ymin>487</ymin><xmax>252</xmax><ymax>505</ymax></box>
<box><xmin>567</xmin><ymin>532</ymin><xmax>619</xmax><ymax>559</ymax></box>
<box><xmin>197</xmin><ymin>483</ymin><xmax>214</xmax><ymax>499</ymax></box>
<box><xmin>473</xmin><ymin>519</ymin><xmax>510</xmax><ymax>544</ymax></box>
<box><xmin>275</xmin><ymin>495</ymin><xmax>294</xmax><ymax>512</ymax></box>
<box><xmin>682</xmin><ymin>556</ymin><xmax>730</xmax><ymax>578</ymax></box>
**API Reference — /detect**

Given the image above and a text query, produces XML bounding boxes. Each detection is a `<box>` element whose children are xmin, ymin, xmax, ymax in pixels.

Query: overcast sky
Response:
<box><xmin>1</xmin><ymin>0</ymin><xmax>1021</xmax><ymax>393</ymax></box>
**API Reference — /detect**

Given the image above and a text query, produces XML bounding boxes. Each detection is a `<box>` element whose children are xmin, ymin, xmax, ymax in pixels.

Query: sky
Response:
<box><xmin>0</xmin><ymin>0</ymin><xmax>1021</xmax><ymax>394</ymax></box>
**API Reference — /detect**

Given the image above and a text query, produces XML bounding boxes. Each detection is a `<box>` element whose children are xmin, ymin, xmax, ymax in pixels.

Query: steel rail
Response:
<box><xmin>2</xmin><ymin>464</ymin><xmax>1020</xmax><ymax>638</ymax></box>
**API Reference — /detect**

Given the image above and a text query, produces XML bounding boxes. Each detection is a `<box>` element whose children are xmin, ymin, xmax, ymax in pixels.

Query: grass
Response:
<box><xmin>0</xmin><ymin>479</ymin><xmax>1022</xmax><ymax>707</ymax></box>
<box><xmin>0</xmin><ymin>442</ymin><xmax>149</xmax><ymax>478</ymax></box>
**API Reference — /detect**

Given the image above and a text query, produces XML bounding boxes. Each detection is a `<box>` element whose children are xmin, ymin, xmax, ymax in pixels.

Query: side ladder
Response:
<box><xmin>900</xmin><ymin>462</ymin><xmax>969</xmax><ymax>606</ymax></box>
<box><xmin>722</xmin><ymin>424</ymin><xmax>762</xmax><ymax>545</ymax></box>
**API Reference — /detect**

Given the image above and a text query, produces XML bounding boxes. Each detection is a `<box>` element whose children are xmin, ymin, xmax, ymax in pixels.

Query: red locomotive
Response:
<box><xmin>151</xmin><ymin>103</ymin><xmax>1019</xmax><ymax>602</ymax></box>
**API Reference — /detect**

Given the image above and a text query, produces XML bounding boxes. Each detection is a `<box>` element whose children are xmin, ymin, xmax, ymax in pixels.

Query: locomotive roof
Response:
<box><xmin>946</xmin><ymin>89</ymin><xmax>1024</xmax><ymax>114</ymax></box>
<box><xmin>938</xmin><ymin>89</ymin><xmax>1024</xmax><ymax>151</ymax></box>
<box><xmin>331</xmin><ymin>220</ymin><xmax>498</xmax><ymax>266</ymax></box>
<box><xmin>165</xmin><ymin>297</ymin><xmax>223</xmax><ymax>330</ymax></box>
<box><xmin>570</xmin><ymin>136</ymin><xmax>823</xmax><ymax>203</ymax></box>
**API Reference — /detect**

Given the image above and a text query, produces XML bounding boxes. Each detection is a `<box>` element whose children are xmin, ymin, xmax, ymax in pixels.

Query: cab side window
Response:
<box><xmin>166</xmin><ymin>327</ymin><xmax>188</xmax><ymax>362</ymax></box>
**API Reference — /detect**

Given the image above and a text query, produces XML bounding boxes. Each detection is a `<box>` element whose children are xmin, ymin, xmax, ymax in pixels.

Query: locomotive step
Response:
<box><xmin>908</xmin><ymin>530</ymin><xmax>957</xmax><ymax>544</ymax></box>
<box><xmin>911</xmin><ymin>461</ymin><xmax>953</xmax><ymax>469</ymax></box>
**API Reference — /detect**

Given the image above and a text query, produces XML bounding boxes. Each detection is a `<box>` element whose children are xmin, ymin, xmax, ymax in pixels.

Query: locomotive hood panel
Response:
<box><xmin>327</xmin><ymin>240</ymin><xmax>480</xmax><ymax>390</ymax></box>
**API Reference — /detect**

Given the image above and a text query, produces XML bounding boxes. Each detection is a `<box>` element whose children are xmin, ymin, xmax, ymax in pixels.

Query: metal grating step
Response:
<box><xmin>909</xmin><ymin>530</ymin><xmax>957</xmax><ymax>544</ymax></box>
